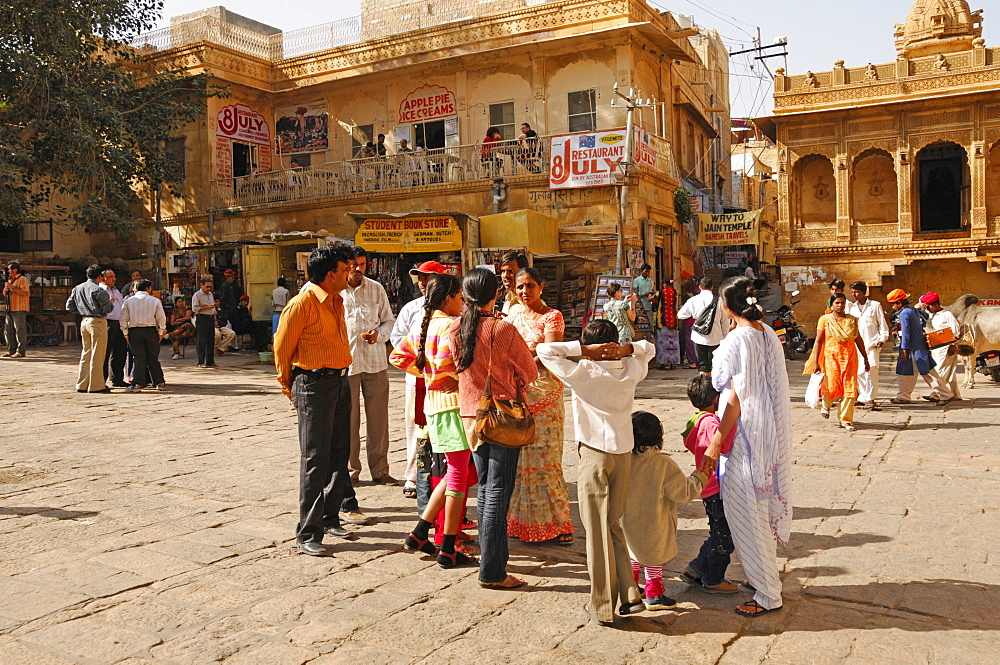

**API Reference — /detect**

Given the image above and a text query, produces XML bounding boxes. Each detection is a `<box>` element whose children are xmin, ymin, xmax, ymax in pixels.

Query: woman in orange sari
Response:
<box><xmin>809</xmin><ymin>293</ymin><xmax>870</xmax><ymax>431</ymax></box>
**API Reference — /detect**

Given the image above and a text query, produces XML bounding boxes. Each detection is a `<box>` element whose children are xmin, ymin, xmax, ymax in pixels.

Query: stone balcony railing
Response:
<box><xmin>773</xmin><ymin>43</ymin><xmax>1000</xmax><ymax>112</ymax></box>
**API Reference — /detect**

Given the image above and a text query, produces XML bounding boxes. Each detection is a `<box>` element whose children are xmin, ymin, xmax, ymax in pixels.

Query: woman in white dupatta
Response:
<box><xmin>704</xmin><ymin>277</ymin><xmax>793</xmax><ymax>616</ymax></box>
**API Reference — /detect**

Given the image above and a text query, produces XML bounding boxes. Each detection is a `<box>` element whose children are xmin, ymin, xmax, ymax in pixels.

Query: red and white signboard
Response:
<box><xmin>214</xmin><ymin>137</ymin><xmax>232</xmax><ymax>180</ymax></box>
<box><xmin>633</xmin><ymin>125</ymin><xmax>657</xmax><ymax>169</ymax></box>
<box><xmin>216</xmin><ymin>103</ymin><xmax>271</xmax><ymax>146</ymax></box>
<box><xmin>398</xmin><ymin>85</ymin><xmax>457</xmax><ymax>124</ymax></box>
<box><xmin>549</xmin><ymin>130</ymin><xmax>626</xmax><ymax>190</ymax></box>
<box><xmin>977</xmin><ymin>298</ymin><xmax>1000</xmax><ymax>306</ymax></box>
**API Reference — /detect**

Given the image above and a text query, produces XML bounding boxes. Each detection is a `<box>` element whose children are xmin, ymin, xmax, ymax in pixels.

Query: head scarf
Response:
<box><xmin>918</xmin><ymin>292</ymin><xmax>940</xmax><ymax>304</ymax></box>
<box><xmin>886</xmin><ymin>288</ymin><xmax>908</xmax><ymax>303</ymax></box>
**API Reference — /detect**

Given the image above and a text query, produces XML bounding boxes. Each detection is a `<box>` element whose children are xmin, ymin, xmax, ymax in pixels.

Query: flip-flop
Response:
<box><xmin>557</xmin><ymin>533</ymin><xmax>574</xmax><ymax>546</ymax></box>
<box><xmin>402</xmin><ymin>486</ymin><xmax>417</xmax><ymax>499</ymax></box>
<box><xmin>735</xmin><ymin>599</ymin><xmax>781</xmax><ymax>617</ymax></box>
<box><xmin>480</xmin><ymin>574</ymin><xmax>526</xmax><ymax>590</ymax></box>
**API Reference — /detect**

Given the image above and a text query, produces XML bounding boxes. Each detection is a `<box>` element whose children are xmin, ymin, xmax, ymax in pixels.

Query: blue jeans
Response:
<box><xmin>473</xmin><ymin>441</ymin><xmax>520</xmax><ymax>584</ymax></box>
<box><xmin>272</xmin><ymin>313</ymin><xmax>281</xmax><ymax>336</ymax></box>
<box><xmin>687</xmin><ymin>494</ymin><xmax>735</xmax><ymax>586</ymax></box>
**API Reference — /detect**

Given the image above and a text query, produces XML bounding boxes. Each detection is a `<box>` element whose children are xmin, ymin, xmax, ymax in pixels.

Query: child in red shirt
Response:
<box><xmin>681</xmin><ymin>375</ymin><xmax>740</xmax><ymax>593</ymax></box>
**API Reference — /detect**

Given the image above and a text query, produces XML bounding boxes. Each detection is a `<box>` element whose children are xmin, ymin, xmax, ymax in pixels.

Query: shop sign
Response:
<box><xmin>355</xmin><ymin>216</ymin><xmax>463</xmax><ymax>253</ymax></box>
<box><xmin>215</xmin><ymin>137</ymin><xmax>232</xmax><ymax>180</ymax></box>
<box><xmin>399</xmin><ymin>85</ymin><xmax>458</xmax><ymax>124</ymax></box>
<box><xmin>697</xmin><ymin>210</ymin><xmax>762</xmax><ymax>247</ymax></box>
<box><xmin>977</xmin><ymin>298</ymin><xmax>1000</xmax><ymax>306</ymax></box>
<box><xmin>216</xmin><ymin>103</ymin><xmax>271</xmax><ymax>146</ymax></box>
<box><xmin>549</xmin><ymin>130</ymin><xmax>626</xmax><ymax>190</ymax></box>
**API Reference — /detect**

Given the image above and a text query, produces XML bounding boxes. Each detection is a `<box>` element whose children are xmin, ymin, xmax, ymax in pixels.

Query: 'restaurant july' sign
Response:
<box><xmin>549</xmin><ymin>130</ymin><xmax>626</xmax><ymax>190</ymax></box>
<box><xmin>696</xmin><ymin>210</ymin><xmax>762</xmax><ymax>247</ymax></box>
<box><xmin>215</xmin><ymin>104</ymin><xmax>270</xmax><ymax>146</ymax></box>
<box><xmin>398</xmin><ymin>85</ymin><xmax>458</xmax><ymax>124</ymax></box>
<box><xmin>355</xmin><ymin>216</ymin><xmax>463</xmax><ymax>253</ymax></box>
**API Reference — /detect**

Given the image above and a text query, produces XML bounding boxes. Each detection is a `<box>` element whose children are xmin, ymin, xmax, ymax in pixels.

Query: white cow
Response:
<box><xmin>946</xmin><ymin>294</ymin><xmax>1000</xmax><ymax>389</ymax></box>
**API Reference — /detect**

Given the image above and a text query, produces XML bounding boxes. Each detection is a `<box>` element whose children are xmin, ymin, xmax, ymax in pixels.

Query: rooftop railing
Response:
<box><xmin>135</xmin><ymin>0</ymin><xmax>558</xmax><ymax>61</ymax></box>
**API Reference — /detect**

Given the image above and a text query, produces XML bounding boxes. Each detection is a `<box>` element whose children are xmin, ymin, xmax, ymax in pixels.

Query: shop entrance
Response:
<box><xmin>232</xmin><ymin>142</ymin><xmax>259</xmax><ymax>178</ymax></box>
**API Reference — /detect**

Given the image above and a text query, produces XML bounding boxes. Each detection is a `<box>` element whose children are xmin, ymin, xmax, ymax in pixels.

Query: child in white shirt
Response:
<box><xmin>537</xmin><ymin>319</ymin><xmax>655</xmax><ymax>626</ymax></box>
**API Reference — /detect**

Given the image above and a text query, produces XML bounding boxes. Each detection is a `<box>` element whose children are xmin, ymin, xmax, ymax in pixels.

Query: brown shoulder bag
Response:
<box><xmin>474</xmin><ymin>318</ymin><xmax>535</xmax><ymax>448</ymax></box>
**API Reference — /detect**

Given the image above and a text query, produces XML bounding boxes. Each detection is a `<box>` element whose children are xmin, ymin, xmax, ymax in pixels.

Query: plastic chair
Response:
<box><xmin>62</xmin><ymin>321</ymin><xmax>79</xmax><ymax>342</ymax></box>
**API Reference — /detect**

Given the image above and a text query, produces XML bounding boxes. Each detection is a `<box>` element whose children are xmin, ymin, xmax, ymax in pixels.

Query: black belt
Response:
<box><xmin>129</xmin><ymin>326</ymin><xmax>156</xmax><ymax>330</ymax></box>
<box><xmin>293</xmin><ymin>367</ymin><xmax>348</xmax><ymax>378</ymax></box>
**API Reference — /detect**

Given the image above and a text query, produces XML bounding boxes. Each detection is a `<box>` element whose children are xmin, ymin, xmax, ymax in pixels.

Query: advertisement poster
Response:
<box><xmin>633</xmin><ymin>125</ymin><xmax>657</xmax><ymax>169</ymax></box>
<box><xmin>216</xmin><ymin>104</ymin><xmax>270</xmax><ymax>146</ymax></box>
<box><xmin>355</xmin><ymin>216</ymin><xmax>463</xmax><ymax>253</ymax></box>
<box><xmin>399</xmin><ymin>85</ymin><xmax>458</xmax><ymax>124</ymax></box>
<box><xmin>276</xmin><ymin>101</ymin><xmax>329</xmax><ymax>154</ymax></box>
<box><xmin>549</xmin><ymin>130</ymin><xmax>626</xmax><ymax>190</ymax></box>
<box><xmin>697</xmin><ymin>210</ymin><xmax>762</xmax><ymax>247</ymax></box>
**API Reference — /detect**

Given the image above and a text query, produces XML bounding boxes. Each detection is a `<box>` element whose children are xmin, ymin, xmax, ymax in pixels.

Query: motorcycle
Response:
<box><xmin>974</xmin><ymin>349</ymin><xmax>1000</xmax><ymax>383</ymax></box>
<box><xmin>768</xmin><ymin>291</ymin><xmax>812</xmax><ymax>360</ymax></box>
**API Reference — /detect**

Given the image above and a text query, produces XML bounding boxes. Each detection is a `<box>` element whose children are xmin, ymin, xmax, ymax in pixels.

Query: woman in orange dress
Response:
<box><xmin>809</xmin><ymin>293</ymin><xmax>870</xmax><ymax>431</ymax></box>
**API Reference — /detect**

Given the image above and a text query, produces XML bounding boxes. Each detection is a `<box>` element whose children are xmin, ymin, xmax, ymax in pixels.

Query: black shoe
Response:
<box><xmin>297</xmin><ymin>541</ymin><xmax>325</xmax><ymax>556</ymax></box>
<box><xmin>618</xmin><ymin>601</ymin><xmax>646</xmax><ymax>615</ymax></box>
<box><xmin>111</xmin><ymin>382</ymin><xmax>130</xmax><ymax>388</ymax></box>
<box><xmin>324</xmin><ymin>525</ymin><xmax>355</xmax><ymax>539</ymax></box>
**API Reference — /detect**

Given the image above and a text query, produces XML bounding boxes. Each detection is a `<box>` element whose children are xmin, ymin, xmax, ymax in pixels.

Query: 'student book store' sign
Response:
<box><xmin>355</xmin><ymin>216</ymin><xmax>463</xmax><ymax>253</ymax></box>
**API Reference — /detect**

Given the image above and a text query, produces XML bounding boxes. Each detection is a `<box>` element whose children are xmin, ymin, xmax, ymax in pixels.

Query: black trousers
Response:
<box><xmin>195</xmin><ymin>314</ymin><xmax>215</xmax><ymax>366</ymax></box>
<box><xmin>292</xmin><ymin>370</ymin><xmax>352</xmax><ymax>544</ymax></box>
<box><xmin>694</xmin><ymin>343</ymin><xmax>718</xmax><ymax>374</ymax></box>
<box><xmin>104</xmin><ymin>320</ymin><xmax>128</xmax><ymax>385</ymax></box>
<box><xmin>127</xmin><ymin>327</ymin><xmax>165</xmax><ymax>387</ymax></box>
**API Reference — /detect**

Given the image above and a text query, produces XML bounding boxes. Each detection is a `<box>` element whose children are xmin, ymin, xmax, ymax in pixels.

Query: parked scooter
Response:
<box><xmin>975</xmin><ymin>349</ymin><xmax>1000</xmax><ymax>383</ymax></box>
<box><xmin>767</xmin><ymin>291</ymin><xmax>811</xmax><ymax>360</ymax></box>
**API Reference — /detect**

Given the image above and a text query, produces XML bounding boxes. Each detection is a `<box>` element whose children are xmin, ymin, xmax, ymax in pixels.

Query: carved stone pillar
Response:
<box><xmin>972</xmin><ymin>140</ymin><xmax>987</xmax><ymax>238</ymax></box>
<box><xmin>836</xmin><ymin>151</ymin><xmax>851</xmax><ymax>240</ymax></box>
<box><xmin>897</xmin><ymin>148</ymin><xmax>913</xmax><ymax>241</ymax></box>
<box><xmin>777</xmin><ymin>171</ymin><xmax>791</xmax><ymax>248</ymax></box>
<box><xmin>833</xmin><ymin>60</ymin><xmax>846</xmax><ymax>85</ymax></box>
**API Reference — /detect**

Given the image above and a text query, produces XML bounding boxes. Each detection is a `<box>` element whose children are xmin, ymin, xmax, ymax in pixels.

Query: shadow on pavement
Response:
<box><xmin>0</xmin><ymin>507</ymin><xmax>99</xmax><ymax>520</ymax></box>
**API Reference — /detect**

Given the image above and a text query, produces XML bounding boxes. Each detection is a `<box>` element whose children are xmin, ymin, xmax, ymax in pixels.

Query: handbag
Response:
<box><xmin>474</xmin><ymin>318</ymin><xmax>536</xmax><ymax>449</ymax></box>
<box><xmin>692</xmin><ymin>295</ymin><xmax>719</xmax><ymax>336</ymax></box>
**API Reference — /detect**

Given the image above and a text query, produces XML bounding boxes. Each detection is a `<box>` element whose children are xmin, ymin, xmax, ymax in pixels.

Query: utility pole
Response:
<box><xmin>611</xmin><ymin>83</ymin><xmax>652</xmax><ymax>274</ymax></box>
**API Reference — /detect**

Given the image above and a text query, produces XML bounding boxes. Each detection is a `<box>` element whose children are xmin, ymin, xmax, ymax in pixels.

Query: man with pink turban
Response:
<box><xmin>918</xmin><ymin>292</ymin><xmax>961</xmax><ymax>404</ymax></box>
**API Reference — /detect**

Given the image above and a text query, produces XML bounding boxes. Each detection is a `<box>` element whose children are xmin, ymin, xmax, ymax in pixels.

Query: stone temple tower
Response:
<box><xmin>894</xmin><ymin>0</ymin><xmax>985</xmax><ymax>57</ymax></box>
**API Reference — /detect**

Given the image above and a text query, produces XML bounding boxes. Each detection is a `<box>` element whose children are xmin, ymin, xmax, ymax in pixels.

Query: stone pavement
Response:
<box><xmin>0</xmin><ymin>347</ymin><xmax>997</xmax><ymax>664</ymax></box>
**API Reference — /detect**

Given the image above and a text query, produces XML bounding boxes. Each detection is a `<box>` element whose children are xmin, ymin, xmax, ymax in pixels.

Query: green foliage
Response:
<box><xmin>0</xmin><ymin>0</ymin><xmax>225</xmax><ymax>234</ymax></box>
<box><xmin>674</xmin><ymin>186</ymin><xmax>695</xmax><ymax>225</ymax></box>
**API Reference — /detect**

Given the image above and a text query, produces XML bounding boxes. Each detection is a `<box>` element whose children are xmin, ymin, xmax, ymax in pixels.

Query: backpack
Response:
<box><xmin>692</xmin><ymin>295</ymin><xmax>719</xmax><ymax>336</ymax></box>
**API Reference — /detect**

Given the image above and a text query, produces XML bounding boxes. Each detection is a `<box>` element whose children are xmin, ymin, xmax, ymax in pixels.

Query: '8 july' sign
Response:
<box><xmin>548</xmin><ymin>131</ymin><xmax>626</xmax><ymax>190</ymax></box>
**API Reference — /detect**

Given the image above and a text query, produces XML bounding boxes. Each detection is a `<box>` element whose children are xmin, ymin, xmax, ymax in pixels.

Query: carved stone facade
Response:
<box><xmin>762</xmin><ymin>0</ymin><xmax>1000</xmax><ymax>327</ymax></box>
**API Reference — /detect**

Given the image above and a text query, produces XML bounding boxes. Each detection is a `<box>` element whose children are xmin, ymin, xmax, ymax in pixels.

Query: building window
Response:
<box><xmin>489</xmin><ymin>102</ymin><xmax>515</xmax><ymax>140</ymax></box>
<box><xmin>0</xmin><ymin>221</ymin><xmax>53</xmax><ymax>253</ymax></box>
<box><xmin>351</xmin><ymin>124</ymin><xmax>374</xmax><ymax>157</ymax></box>
<box><xmin>568</xmin><ymin>89</ymin><xmax>597</xmax><ymax>133</ymax></box>
<box><xmin>166</xmin><ymin>137</ymin><xmax>186</xmax><ymax>182</ymax></box>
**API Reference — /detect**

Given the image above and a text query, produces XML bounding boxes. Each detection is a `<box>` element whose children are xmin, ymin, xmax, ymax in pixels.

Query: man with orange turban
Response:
<box><xmin>887</xmin><ymin>289</ymin><xmax>951</xmax><ymax>405</ymax></box>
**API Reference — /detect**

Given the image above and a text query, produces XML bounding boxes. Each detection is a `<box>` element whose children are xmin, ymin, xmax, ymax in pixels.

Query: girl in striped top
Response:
<box><xmin>389</xmin><ymin>274</ymin><xmax>475</xmax><ymax>569</ymax></box>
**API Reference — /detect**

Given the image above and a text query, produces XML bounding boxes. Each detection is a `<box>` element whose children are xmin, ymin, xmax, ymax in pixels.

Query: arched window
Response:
<box><xmin>915</xmin><ymin>142</ymin><xmax>969</xmax><ymax>232</ymax></box>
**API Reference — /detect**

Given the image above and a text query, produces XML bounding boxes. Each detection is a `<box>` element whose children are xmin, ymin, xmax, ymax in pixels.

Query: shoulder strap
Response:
<box><xmin>482</xmin><ymin>317</ymin><xmax>500</xmax><ymax>397</ymax></box>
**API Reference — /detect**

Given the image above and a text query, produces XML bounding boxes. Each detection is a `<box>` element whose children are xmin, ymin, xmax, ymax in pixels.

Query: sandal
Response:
<box><xmin>461</xmin><ymin>517</ymin><xmax>477</xmax><ymax>530</ymax></box>
<box><xmin>480</xmin><ymin>574</ymin><xmax>526</xmax><ymax>590</ymax></box>
<box><xmin>740</xmin><ymin>580</ymin><xmax>756</xmax><ymax>591</ymax></box>
<box><xmin>402</xmin><ymin>486</ymin><xmax>417</xmax><ymax>499</ymax></box>
<box><xmin>403</xmin><ymin>533</ymin><xmax>438</xmax><ymax>556</ymax></box>
<box><xmin>820</xmin><ymin>407</ymin><xmax>830</xmax><ymax>420</ymax></box>
<box><xmin>436</xmin><ymin>549</ymin><xmax>477</xmax><ymax>569</ymax></box>
<box><xmin>842</xmin><ymin>423</ymin><xmax>857</xmax><ymax>432</ymax></box>
<box><xmin>735</xmin><ymin>599</ymin><xmax>781</xmax><ymax>617</ymax></box>
<box><xmin>557</xmin><ymin>533</ymin><xmax>574</xmax><ymax>546</ymax></box>
<box><xmin>702</xmin><ymin>580</ymin><xmax>740</xmax><ymax>594</ymax></box>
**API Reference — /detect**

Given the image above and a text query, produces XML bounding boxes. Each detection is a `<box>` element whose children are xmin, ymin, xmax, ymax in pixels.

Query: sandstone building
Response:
<box><xmin>760</xmin><ymin>0</ymin><xmax>1000</xmax><ymax>326</ymax></box>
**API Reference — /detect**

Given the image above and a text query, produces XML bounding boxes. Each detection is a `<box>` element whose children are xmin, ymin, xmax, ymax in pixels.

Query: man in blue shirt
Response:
<box><xmin>887</xmin><ymin>289</ymin><xmax>952</xmax><ymax>405</ymax></box>
<box><xmin>632</xmin><ymin>264</ymin><xmax>654</xmax><ymax>326</ymax></box>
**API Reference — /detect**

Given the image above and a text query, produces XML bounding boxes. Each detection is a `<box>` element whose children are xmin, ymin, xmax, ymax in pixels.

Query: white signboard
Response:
<box><xmin>549</xmin><ymin>130</ymin><xmax>626</xmax><ymax>190</ymax></box>
<box><xmin>216</xmin><ymin>104</ymin><xmax>270</xmax><ymax>146</ymax></box>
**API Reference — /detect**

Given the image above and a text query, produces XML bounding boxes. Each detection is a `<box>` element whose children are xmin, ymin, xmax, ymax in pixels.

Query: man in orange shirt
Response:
<box><xmin>3</xmin><ymin>261</ymin><xmax>30</xmax><ymax>358</ymax></box>
<box><xmin>275</xmin><ymin>243</ymin><xmax>356</xmax><ymax>556</ymax></box>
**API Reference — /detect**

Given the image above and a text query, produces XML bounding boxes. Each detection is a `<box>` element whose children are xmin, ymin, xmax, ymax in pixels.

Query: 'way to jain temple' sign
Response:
<box><xmin>355</xmin><ymin>216</ymin><xmax>463</xmax><ymax>253</ymax></box>
<box><xmin>697</xmin><ymin>210</ymin><xmax>762</xmax><ymax>247</ymax></box>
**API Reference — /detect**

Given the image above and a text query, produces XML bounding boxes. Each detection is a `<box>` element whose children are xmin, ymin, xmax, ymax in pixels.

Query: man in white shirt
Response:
<box><xmin>342</xmin><ymin>246</ymin><xmax>396</xmax><ymax>484</ymax></box>
<box><xmin>270</xmin><ymin>277</ymin><xmax>290</xmax><ymax>335</ymax></box>
<box><xmin>390</xmin><ymin>260</ymin><xmax>448</xmax><ymax>498</ymax></box>
<box><xmin>846</xmin><ymin>281</ymin><xmax>889</xmax><ymax>407</ymax></box>
<box><xmin>920</xmin><ymin>292</ymin><xmax>962</xmax><ymax>404</ymax></box>
<box><xmin>100</xmin><ymin>269</ymin><xmax>129</xmax><ymax>388</ymax></box>
<box><xmin>676</xmin><ymin>277</ymin><xmax>730</xmax><ymax>375</ymax></box>
<box><xmin>537</xmin><ymin>320</ymin><xmax>654</xmax><ymax>626</ymax></box>
<box><xmin>120</xmin><ymin>280</ymin><xmax>167</xmax><ymax>393</ymax></box>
